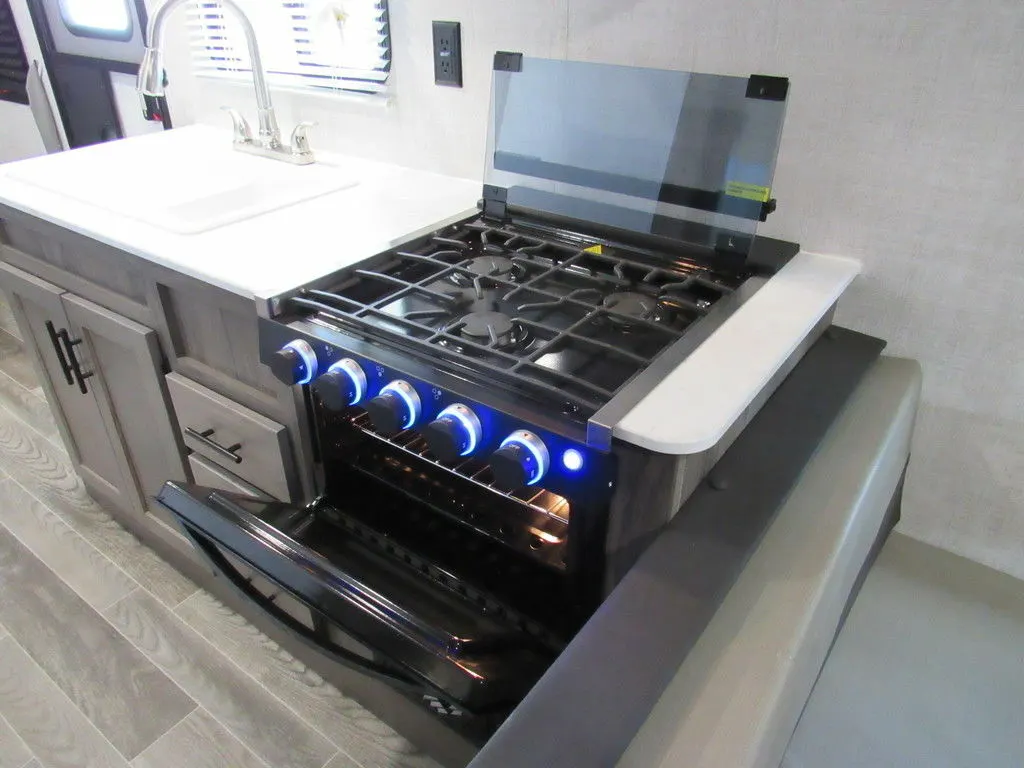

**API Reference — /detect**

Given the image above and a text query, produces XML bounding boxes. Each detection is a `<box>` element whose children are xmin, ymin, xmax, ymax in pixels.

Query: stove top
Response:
<box><xmin>281</xmin><ymin>217</ymin><xmax>749</xmax><ymax>420</ymax></box>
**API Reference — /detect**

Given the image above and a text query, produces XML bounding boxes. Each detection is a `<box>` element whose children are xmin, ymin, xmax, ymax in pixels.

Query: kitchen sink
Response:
<box><xmin>5</xmin><ymin>127</ymin><xmax>359</xmax><ymax>234</ymax></box>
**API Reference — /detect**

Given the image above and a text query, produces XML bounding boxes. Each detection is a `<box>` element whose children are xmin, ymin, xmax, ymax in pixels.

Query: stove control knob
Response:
<box><xmin>317</xmin><ymin>359</ymin><xmax>367</xmax><ymax>410</ymax></box>
<box><xmin>270</xmin><ymin>340</ymin><xmax>319</xmax><ymax>385</ymax></box>
<box><xmin>423</xmin><ymin>404</ymin><xmax>483</xmax><ymax>462</ymax></box>
<box><xmin>366</xmin><ymin>380</ymin><xmax>421</xmax><ymax>435</ymax></box>
<box><xmin>491</xmin><ymin>431</ymin><xmax>550</xmax><ymax>489</ymax></box>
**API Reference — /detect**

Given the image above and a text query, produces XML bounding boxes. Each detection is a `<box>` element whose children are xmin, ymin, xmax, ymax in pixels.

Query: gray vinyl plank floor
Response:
<box><xmin>0</xmin><ymin>325</ymin><xmax>436</xmax><ymax>768</ymax></box>
<box><xmin>0</xmin><ymin>637</ymin><xmax>131</xmax><ymax>768</ymax></box>
<box><xmin>105</xmin><ymin>590</ymin><xmax>336</xmax><ymax>768</ymax></box>
<box><xmin>0</xmin><ymin>402</ymin><xmax>199</xmax><ymax>607</ymax></box>
<box><xmin>176</xmin><ymin>590</ymin><xmax>436</xmax><ymax>767</ymax></box>
<box><xmin>0</xmin><ymin>479</ymin><xmax>136</xmax><ymax>612</ymax></box>
<box><xmin>130</xmin><ymin>708</ymin><xmax>271</xmax><ymax>768</ymax></box>
<box><xmin>783</xmin><ymin>533</ymin><xmax>1024</xmax><ymax>768</ymax></box>
<box><xmin>0</xmin><ymin>710</ymin><xmax>33</xmax><ymax>768</ymax></box>
<box><xmin>0</xmin><ymin>526</ymin><xmax>196</xmax><ymax>758</ymax></box>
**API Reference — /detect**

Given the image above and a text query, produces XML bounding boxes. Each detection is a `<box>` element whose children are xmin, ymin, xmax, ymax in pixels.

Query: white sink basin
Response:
<box><xmin>6</xmin><ymin>128</ymin><xmax>359</xmax><ymax>234</ymax></box>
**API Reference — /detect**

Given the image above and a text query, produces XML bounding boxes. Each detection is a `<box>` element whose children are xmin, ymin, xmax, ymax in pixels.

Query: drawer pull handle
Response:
<box><xmin>44</xmin><ymin>321</ymin><xmax>75</xmax><ymax>386</ymax></box>
<box><xmin>186</xmin><ymin>427</ymin><xmax>243</xmax><ymax>464</ymax></box>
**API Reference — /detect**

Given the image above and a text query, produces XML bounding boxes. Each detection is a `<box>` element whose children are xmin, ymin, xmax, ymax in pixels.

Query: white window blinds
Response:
<box><xmin>186</xmin><ymin>1</ymin><xmax>391</xmax><ymax>95</ymax></box>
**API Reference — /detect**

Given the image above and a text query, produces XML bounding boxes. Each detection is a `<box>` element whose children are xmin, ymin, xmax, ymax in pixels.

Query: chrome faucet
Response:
<box><xmin>138</xmin><ymin>0</ymin><xmax>315</xmax><ymax>165</ymax></box>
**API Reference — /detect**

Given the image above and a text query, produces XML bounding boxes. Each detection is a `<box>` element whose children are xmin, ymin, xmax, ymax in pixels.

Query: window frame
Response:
<box><xmin>57</xmin><ymin>0</ymin><xmax>135</xmax><ymax>42</ymax></box>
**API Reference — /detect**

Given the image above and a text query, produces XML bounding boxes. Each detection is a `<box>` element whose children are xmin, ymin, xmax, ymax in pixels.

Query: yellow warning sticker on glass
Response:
<box><xmin>725</xmin><ymin>181</ymin><xmax>771</xmax><ymax>203</ymax></box>
<box><xmin>584</xmin><ymin>244</ymin><xmax>604</xmax><ymax>254</ymax></box>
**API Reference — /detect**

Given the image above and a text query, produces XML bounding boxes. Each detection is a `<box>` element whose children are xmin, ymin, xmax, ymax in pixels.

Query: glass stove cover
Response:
<box><xmin>484</xmin><ymin>56</ymin><xmax>789</xmax><ymax>258</ymax></box>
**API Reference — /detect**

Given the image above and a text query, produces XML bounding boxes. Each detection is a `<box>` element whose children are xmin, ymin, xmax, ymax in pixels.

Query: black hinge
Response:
<box><xmin>493</xmin><ymin>51</ymin><xmax>523</xmax><ymax>72</ymax></box>
<box><xmin>482</xmin><ymin>184</ymin><xmax>508</xmax><ymax>220</ymax></box>
<box><xmin>745</xmin><ymin>75</ymin><xmax>789</xmax><ymax>101</ymax></box>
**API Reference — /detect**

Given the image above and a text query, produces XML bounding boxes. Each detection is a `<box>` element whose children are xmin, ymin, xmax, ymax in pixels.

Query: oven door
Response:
<box><xmin>154</xmin><ymin>482</ymin><xmax>552</xmax><ymax>715</ymax></box>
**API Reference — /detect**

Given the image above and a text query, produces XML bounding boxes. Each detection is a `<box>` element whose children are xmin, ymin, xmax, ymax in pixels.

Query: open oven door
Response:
<box><xmin>154</xmin><ymin>482</ymin><xmax>553</xmax><ymax>716</ymax></box>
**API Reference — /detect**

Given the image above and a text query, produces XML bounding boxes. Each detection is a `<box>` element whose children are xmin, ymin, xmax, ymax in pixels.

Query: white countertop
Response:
<box><xmin>0</xmin><ymin>126</ymin><xmax>482</xmax><ymax>300</ymax></box>
<box><xmin>0</xmin><ymin>126</ymin><xmax>861</xmax><ymax>456</ymax></box>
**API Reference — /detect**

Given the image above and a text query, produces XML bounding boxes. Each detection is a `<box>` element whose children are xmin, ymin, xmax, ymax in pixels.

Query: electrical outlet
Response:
<box><xmin>432</xmin><ymin>20</ymin><xmax>462</xmax><ymax>87</ymax></box>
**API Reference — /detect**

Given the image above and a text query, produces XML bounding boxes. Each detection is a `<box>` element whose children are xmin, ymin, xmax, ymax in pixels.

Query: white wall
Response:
<box><xmin>124</xmin><ymin>0</ymin><xmax>1024</xmax><ymax>578</ymax></box>
<box><xmin>0</xmin><ymin>102</ymin><xmax>45</xmax><ymax>164</ymax></box>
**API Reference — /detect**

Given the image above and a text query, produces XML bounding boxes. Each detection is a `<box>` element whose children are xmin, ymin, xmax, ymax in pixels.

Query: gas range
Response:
<box><xmin>158</xmin><ymin>55</ymin><xmax>800</xmax><ymax>735</ymax></box>
<box><xmin>267</xmin><ymin>215</ymin><xmax>755</xmax><ymax>450</ymax></box>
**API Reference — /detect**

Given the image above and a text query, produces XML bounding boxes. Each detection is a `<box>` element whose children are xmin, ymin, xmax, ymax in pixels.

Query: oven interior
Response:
<box><xmin>314</xmin><ymin>399</ymin><xmax>609</xmax><ymax>646</ymax></box>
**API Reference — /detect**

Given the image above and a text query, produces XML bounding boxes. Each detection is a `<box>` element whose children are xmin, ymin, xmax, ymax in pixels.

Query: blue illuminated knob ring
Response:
<box><xmin>318</xmin><ymin>358</ymin><xmax>367</xmax><ymax>410</ymax></box>
<box><xmin>424</xmin><ymin>403</ymin><xmax>483</xmax><ymax>462</ymax></box>
<box><xmin>366</xmin><ymin>380</ymin><xmax>421</xmax><ymax>435</ymax></box>
<box><xmin>492</xmin><ymin>430</ymin><xmax>551</xmax><ymax>489</ymax></box>
<box><xmin>270</xmin><ymin>339</ymin><xmax>319</xmax><ymax>385</ymax></box>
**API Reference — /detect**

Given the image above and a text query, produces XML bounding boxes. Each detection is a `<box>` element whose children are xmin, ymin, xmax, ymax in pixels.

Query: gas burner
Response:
<box><xmin>455</xmin><ymin>311</ymin><xmax>530</xmax><ymax>349</ymax></box>
<box><xmin>602</xmin><ymin>292</ymin><xmax>664</xmax><ymax>326</ymax></box>
<box><xmin>465</xmin><ymin>255</ymin><xmax>516</xmax><ymax>278</ymax></box>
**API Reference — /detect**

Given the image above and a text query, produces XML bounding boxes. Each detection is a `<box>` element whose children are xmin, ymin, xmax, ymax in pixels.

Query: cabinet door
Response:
<box><xmin>0</xmin><ymin>262</ymin><xmax>136</xmax><ymax>513</ymax></box>
<box><xmin>62</xmin><ymin>293</ymin><xmax>189</xmax><ymax>536</ymax></box>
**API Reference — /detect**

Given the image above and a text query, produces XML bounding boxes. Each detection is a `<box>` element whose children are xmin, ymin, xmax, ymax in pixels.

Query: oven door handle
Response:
<box><xmin>179</xmin><ymin>521</ymin><xmax>425</xmax><ymax>694</ymax></box>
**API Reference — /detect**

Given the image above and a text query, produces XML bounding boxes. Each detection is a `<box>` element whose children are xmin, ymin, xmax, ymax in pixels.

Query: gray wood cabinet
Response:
<box><xmin>63</xmin><ymin>293</ymin><xmax>190</xmax><ymax>537</ymax></box>
<box><xmin>0</xmin><ymin>263</ymin><xmax>134</xmax><ymax>511</ymax></box>
<box><xmin>0</xmin><ymin>261</ymin><xmax>188</xmax><ymax>529</ymax></box>
<box><xmin>0</xmin><ymin>203</ymin><xmax>316</xmax><ymax>551</ymax></box>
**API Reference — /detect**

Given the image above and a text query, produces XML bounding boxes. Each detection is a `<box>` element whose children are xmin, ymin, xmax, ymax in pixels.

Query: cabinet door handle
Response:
<box><xmin>185</xmin><ymin>427</ymin><xmax>243</xmax><ymax>464</ymax></box>
<box><xmin>45</xmin><ymin>321</ymin><xmax>75</xmax><ymax>386</ymax></box>
<box><xmin>60</xmin><ymin>333</ymin><xmax>94</xmax><ymax>395</ymax></box>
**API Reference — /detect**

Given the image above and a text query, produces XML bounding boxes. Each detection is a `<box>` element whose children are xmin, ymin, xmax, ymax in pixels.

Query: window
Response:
<box><xmin>186</xmin><ymin>1</ymin><xmax>391</xmax><ymax>95</ymax></box>
<box><xmin>59</xmin><ymin>0</ymin><xmax>134</xmax><ymax>41</ymax></box>
<box><xmin>0</xmin><ymin>0</ymin><xmax>29</xmax><ymax>105</ymax></box>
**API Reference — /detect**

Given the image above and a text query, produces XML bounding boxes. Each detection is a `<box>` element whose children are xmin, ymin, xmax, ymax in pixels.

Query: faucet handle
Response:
<box><xmin>222</xmin><ymin>107</ymin><xmax>253</xmax><ymax>144</ymax></box>
<box><xmin>290</xmin><ymin>121</ymin><xmax>317</xmax><ymax>154</ymax></box>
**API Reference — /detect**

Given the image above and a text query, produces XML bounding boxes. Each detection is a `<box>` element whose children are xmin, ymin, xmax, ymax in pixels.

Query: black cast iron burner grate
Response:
<box><xmin>288</xmin><ymin>220</ymin><xmax>746</xmax><ymax>417</ymax></box>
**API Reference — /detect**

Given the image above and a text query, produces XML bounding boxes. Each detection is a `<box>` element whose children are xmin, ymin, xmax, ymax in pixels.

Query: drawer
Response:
<box><xmin>167</xmin><ymin>372</ymin><xmax>295</xmax><ymax>501</ymax></box>
<box><xmin>188</xmin><ymin>454</ymin><xmax>275</xmax><ymax>502</ymax></box>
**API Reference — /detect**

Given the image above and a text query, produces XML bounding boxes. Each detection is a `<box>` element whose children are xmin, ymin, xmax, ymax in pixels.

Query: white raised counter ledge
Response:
<box><xmin>614</xmin><ymin>252</ymin><xmax>862</xmax><ymax>455</ymax></box>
